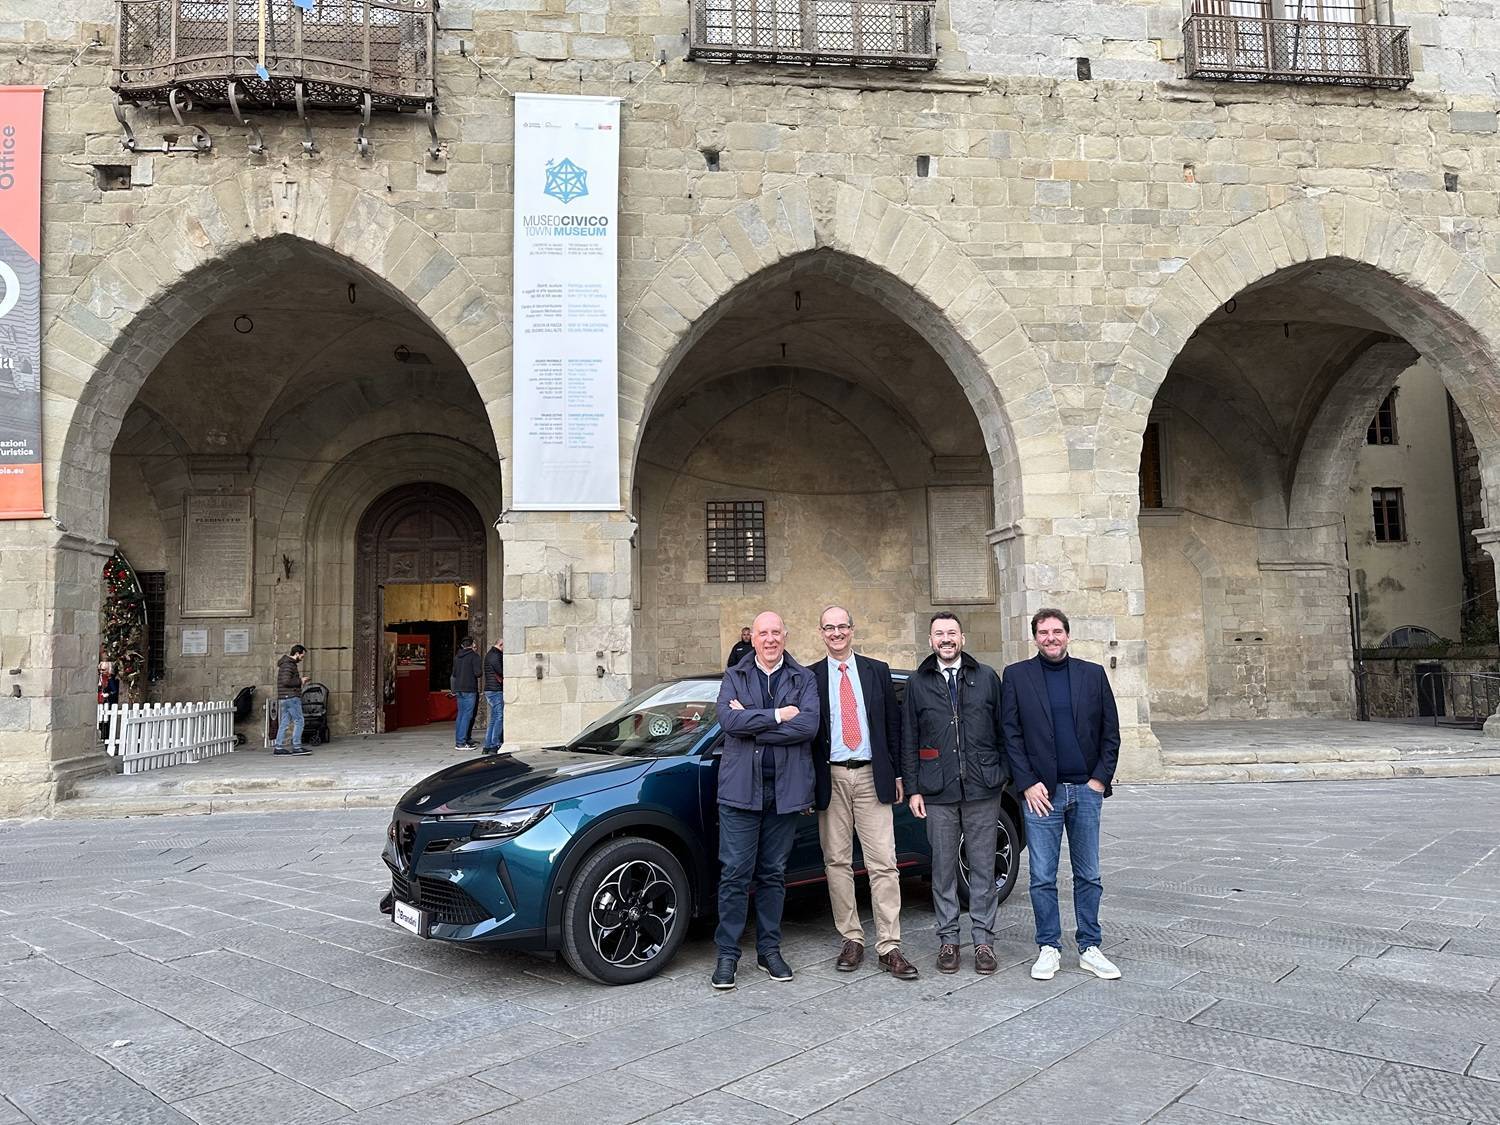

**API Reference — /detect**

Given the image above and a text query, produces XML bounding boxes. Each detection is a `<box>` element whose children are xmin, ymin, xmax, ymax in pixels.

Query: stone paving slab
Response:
<box><xmin>1</xmin><ymin>777</ymin><xmax>1499</xmax><ymax>1121</ymax></box>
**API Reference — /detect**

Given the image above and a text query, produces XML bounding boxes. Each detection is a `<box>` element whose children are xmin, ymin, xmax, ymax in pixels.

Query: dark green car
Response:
<box><xmin>382</xmin><ymin>673</ymin><xmax>1023</xmax><ymax>984</ymax></box>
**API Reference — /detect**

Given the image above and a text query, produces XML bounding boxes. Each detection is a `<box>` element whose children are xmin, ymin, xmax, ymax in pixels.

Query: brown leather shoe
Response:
<box><xmin>937</xmin><ymin>943</ymin><xmax>960</xmax><ymax>974</ymax></box>
<box><xmin>974</xmin><ymin>944</ymin><xmax>998</xmax><ymax>975</ymax></box>
<box><xmin>878</xmin><ymin>948</ymin><xmax>919</xmax><ymax>980</ymax></box>
<box><xmin>836</xmin><ymin>940</ymin><xmax>864</xmax><ymax>972</ymax></box>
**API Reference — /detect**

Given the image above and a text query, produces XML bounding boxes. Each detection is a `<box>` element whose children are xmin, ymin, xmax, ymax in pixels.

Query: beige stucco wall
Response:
<box><xmin>1345</xmin><ymin>360</ymin><xmax>1467</xmax><ymax>644</ymax></box>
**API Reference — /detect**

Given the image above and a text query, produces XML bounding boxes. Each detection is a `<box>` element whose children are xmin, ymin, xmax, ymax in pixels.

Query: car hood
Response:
<box><xmin>396</xmin><ymin>749</ymin><xmax>653</xmax><ymax>816</ymax></box>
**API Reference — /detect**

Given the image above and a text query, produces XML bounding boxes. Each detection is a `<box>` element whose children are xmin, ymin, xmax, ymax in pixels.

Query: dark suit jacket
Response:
<box><xmin>812</xmin><ymin>654</ymin><xmax>902</xmax><ymax>809</ymax></box>
<box><xmin>1000</xmin><ymin>654</ymin><xmax>1120</xmax><ymax>798</ymax></box>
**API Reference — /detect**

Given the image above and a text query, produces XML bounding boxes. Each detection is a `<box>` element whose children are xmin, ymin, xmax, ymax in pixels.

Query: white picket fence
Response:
<box><xmin>97</xmin><ymin>701</ymin><xmax>236</xmax><ymax>774</ymax></box>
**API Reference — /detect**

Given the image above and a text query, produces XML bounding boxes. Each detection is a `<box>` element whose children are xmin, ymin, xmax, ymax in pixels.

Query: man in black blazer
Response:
<box><xmin>1001</xmin><ymin>607</ymin><xmax>1122</xmax><ymax>983</ymax></box>
<box><xmin>811</xmin><ymin>606</ymin><xmax>918</xmax><ymax>980</ymax></box>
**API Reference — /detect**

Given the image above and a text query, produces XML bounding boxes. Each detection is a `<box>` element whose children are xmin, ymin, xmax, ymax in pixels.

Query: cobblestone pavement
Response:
<box><xmin>2</xmin><ymin>778</ymin><xmax>1498</xmax><ymax>1123</ymax></box>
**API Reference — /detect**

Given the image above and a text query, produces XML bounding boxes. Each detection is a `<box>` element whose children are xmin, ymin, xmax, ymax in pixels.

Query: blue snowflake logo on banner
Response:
<box><xmin>543</xmin><ymin>158</ymin><xmax>589</xmax><ymax>204</ymax></box>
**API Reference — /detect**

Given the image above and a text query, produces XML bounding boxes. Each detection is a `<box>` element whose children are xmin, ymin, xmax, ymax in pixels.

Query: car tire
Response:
<box><xmin>560</xmin><ymin>836</ymin><xmax>692</xmax><ymax>986</ymax></box>
<box><xmin>956</xmin><ymin>804</ymin><xmax>1022</xmax><ymax>908</ymax></box>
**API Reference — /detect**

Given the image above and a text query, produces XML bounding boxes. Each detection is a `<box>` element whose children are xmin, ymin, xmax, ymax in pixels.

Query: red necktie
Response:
<box><xmin>839</xmin><ymin>662</ymin><xmax>861</xmax><ymax>750</ymax></box>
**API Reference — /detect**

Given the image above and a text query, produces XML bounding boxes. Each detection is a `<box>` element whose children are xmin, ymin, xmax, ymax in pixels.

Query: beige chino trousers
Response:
<box><xmin>817</xmin><ymin>765</ymin><xmax>903</xmax><ymax>955</ymax></box>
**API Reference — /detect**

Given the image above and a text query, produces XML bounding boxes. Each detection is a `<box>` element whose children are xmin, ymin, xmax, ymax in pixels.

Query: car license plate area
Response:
<box><xmin>392</xmin><ymin>899</ymin><xmax>427</xmax><ymax>937</ymax></box>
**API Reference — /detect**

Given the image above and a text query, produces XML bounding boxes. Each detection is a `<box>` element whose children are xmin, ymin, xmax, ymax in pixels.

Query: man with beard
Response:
<box><xmin>1002</xmin><ymin>607</ymin><xmax>1121</xmax><ymax>982</ymax></box>
<box><xmin>901</xmin><ymin>613</ymin><xmax>1007</xmax><ymax>975</ymax></box>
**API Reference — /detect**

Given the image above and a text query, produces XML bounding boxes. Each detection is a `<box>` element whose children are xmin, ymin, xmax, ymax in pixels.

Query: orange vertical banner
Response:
<box><xmin>0</xmin><ymin>86</ymin><xmax>45</xmax><ymax>519</ymax></box>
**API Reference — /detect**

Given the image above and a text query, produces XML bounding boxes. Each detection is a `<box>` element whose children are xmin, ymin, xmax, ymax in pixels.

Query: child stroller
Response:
<box><xmin>232</xmin><ymin>685</ymin><xmax>257</xmax><ymax>746</ymax></box>
<box><xmin>301</xmin><ymin>682</ymin><xmax>331</xmax><ymax>745</ymax></box>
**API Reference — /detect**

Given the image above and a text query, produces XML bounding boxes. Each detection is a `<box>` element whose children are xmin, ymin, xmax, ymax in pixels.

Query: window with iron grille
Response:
<box><xmin>706</xmin><ymin>501</ymin><xmax>766</xmax><ymax>583</ymax></box>
<box><xmin>1183</xmin><ymin>0</ymin><xmax>1411</xmax><ymax>89</ymax></box>
<box><xmin>1140</xmin><ymin>422</ymin><xmax>1166</xmax><ymax>509</ymax></box>
<box><xmin>139</xmin><ymin>571</ymin><xmax>168</xmax><ymax>682</ymax></box>
<box><xmin>1372</xmin><ymin>487</ymin><xmax>1406</xmax><ymax>542</ymax></box>
<box><xmin>686</xmin><ymin>0</ymin><xmax>938</xmax><ymax>69</ymax></box>
<box><xmin>1367</xmin><ymin>390</ymin><xmax>1398</xmax><ymax>445</ymax></box>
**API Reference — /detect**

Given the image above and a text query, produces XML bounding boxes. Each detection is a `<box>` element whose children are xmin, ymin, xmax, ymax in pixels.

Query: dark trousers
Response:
<box><xmin>714</xmin><ymin>783</ymin><xmax>799</xmax><ymax>959</ymax></box>
<box><xmin>925</xmin><ymin>794</ymin><xmax>1001</xmax><ymax>945</ymax></box>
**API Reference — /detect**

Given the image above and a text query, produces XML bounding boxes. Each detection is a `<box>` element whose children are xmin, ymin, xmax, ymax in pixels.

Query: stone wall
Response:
<box><xmin>1</xmin><ymin>0</ymin><xmax>1499</xmax><ymax>809</ymax></box>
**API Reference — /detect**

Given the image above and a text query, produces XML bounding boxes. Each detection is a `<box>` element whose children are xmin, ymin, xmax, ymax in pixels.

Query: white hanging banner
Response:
<box><xmin>511</xmin><ymin>93</ymin><xmax>622</xmax><ymax>511</ymax></box>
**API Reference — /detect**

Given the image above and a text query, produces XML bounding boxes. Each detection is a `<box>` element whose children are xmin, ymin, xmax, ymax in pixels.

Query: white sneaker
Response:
<box><xmin>1031</xmin><ymin>945</ymin><xmax>1061</xmax><ymax>980</ymax></box>
<box><xmin>1080</xmin><ymin>946</ymin><xmax>1122</xmax><ymax>980</ymax></box>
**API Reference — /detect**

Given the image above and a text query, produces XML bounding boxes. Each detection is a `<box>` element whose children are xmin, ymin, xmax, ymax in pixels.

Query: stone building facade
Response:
<box><xmin>2</xmin><ymin>0</ymin><xmax>1499</xmax><ymax>814</ymax></box>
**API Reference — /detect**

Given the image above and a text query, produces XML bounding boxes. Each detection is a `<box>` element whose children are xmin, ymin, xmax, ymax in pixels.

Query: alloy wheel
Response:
<box><xmin>587</xmin><ymin>858</ymin><xmax>678</xmax><ymax>967</ymax></box>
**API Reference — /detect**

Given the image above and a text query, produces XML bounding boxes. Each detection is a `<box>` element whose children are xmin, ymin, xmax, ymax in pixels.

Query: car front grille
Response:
<box><xmin>389</xmin><ymin>869</ymin><xmax>490</xmax><ymax>927</ymax></box>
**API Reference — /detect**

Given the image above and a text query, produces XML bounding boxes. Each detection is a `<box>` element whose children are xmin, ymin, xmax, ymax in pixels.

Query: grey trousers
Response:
<box><xmin>925</xmin><ymin>795</ymin><xmax>1001</xmax><ymax>945</ymax></box>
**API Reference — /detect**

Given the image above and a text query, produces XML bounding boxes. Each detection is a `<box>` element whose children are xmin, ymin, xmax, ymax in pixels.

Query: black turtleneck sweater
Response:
<box><xmin>1041</xmin><ymin>655</ymin><xmax>1090</xmax><ymax>785</ymax></box>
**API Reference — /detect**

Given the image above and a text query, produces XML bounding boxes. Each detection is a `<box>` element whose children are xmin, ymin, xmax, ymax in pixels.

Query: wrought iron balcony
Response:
<box><xmin>111</xmin><ymin>0</ymin><xmax>437</xmax><ymax>113</ymax></box>
<box><xmin>687</xmin><ymin>0</ymin><xmax>937</xmax><ymax>70</ymax></box>
<box><xmin>1183</xmin><ymin>11</ymin><xmax>1412</xmax><ymax>89</ymax></box>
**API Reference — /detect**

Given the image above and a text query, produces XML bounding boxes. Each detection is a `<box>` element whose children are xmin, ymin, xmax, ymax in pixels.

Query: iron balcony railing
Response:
<box><xmin>687</xmin><ymin>0</ymin><xmax>937</xmax><ymax>69</ymax></box>
<box><xmin>112</xmin><ymin>0</ymin><xmax>437</xmax><ymax>112</ymax></box>
<box><xmin>1184</xmin><ymin>12</ymin><xmax>1412</xmax><ymax>88</ymax></box>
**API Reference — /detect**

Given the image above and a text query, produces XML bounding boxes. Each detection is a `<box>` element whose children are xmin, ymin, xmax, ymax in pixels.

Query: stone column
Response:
<box><xmin>0</xmin><ymin>523</ymin><xmax>115</xmax><ymax>816</ymax></box>
<box><xmin>496</xmin><ymin>510</ymin><xmax>636</xmax><ymax>746</ymax></box>
<box><xmin>1475</xmin><ymin>529</ymin><xmax>1500</xmax><ymax>737</ymax></box>
<box><xmin>993</xmin><ymin>516</ymin><xmax>1164</xmax><ymax>781</ymax></box>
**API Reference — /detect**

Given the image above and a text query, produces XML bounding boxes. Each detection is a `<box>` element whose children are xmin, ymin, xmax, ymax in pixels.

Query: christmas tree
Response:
<box><xmin>101</xmin><ymin>551</ymin><xmax>147</xmax><ymax>701</ymax></box>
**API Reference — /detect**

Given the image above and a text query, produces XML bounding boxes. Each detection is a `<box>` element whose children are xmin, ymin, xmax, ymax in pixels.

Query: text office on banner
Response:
<box><xmin>0</xmin><ymin>86</ymin><xmax>45</xmax><ymax>520</ymax></box>
<box><xmin>511</xmin><ymin>93</ymin><xmax>622</xmax><ymax>511</ymax></box>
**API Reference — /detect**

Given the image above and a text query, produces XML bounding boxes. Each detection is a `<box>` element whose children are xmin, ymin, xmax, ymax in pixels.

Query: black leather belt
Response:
<box><xmin>833</xmin><ymin>759</ymin><xmax>870</xmax><ymax>769</ymax></box>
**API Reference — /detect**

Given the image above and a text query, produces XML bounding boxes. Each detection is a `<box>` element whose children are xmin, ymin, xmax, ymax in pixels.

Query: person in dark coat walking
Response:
<box><xmin>711</xmin><ymin>611</ymin><xmax>819</xmax><ymax>991</ymax></box>
<box><xmin>901</xmin><ymin>612</ymin><xmax>1007</xmax><ymax>975</ymax></box>
<box><xmin>812</xmin><ymin>605</ymin><xmax>917</xmax><ymax>980</ymax></box>
<box><xmin>481</xmin><ymin>638</ymin><xmax>504</xmax><ymax>754</ymax></box>
<box><xmin>450</xmin><ymin>635</ymin><xmax>481</xmax><ymax>752</ymax></box>
<box><xmin>726</xmin><ymin>626</ymin><xmax>753</xmax><ymax>668</ymax></box>
<box><xmin>1001</xmin><ymin>607</ymin><xmax>1122</xmax><ymax>982</ymax></box>
<box><xmin>273</xmin><ymin>645</ymin><xmax>310</xmax><ymax>755</ymax></box>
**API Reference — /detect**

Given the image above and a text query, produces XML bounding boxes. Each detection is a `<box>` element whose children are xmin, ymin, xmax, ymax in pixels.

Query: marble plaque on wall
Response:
<box><xmin>927</xmin><ymin>487</ymin><xmax>995</xmax><ymax>605</ymax></box>
<box><xmin>182</xmin><ymin>493</ymin><xmax>254</xmax><ymax>618</ymax></box>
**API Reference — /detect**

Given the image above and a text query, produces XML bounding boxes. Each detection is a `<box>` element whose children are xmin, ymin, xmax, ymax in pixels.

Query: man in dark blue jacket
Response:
<box><xmin>1001</xmin><ymin>607</ymin><xmax>1122</xmax><ymax>983</ymax></box>
<box><xmin>713</xmin><ymin>610</ymin><xmax>819</xmax><ymax>991</ymax></box>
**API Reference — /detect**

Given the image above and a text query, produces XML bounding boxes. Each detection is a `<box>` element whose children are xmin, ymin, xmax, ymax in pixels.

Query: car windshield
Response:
<box><xmin>566</xmin><ymin>680</ymin><xmax>720</xmax><ymax>758</ymax></box>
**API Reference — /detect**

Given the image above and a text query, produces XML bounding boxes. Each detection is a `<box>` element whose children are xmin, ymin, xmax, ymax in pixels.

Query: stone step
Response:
<box><xmin>52</xmin><ymin>787</ymin><xmax>409</xmax><ymax>819</ymax></box>
<box><xmin>1159</xmin><ymin>756</ymin><xmax>1500</xmax><ymax>784</ymax></box>
<box><xmin>1161</xmin><ymin>743</ymin><xmax>1500</xmax><ymax>767</ymax></box>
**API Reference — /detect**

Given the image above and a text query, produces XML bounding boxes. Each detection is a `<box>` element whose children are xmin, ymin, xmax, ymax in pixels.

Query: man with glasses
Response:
<box><xmin>811</xmin><ymin>606</ymin><xmax>918</xmax><ymax>980</ymax></box>
<box><xmin>902</xmin><ymin>612</ymin><xmax>1008</xmax><ymax>975</ymax></box>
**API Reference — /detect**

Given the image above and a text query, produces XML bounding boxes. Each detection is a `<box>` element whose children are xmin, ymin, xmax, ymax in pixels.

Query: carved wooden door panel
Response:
<box><xmin>354</xmin><ymin>483</ymin><xmax>486</xmax><ymax>734</ymax></box>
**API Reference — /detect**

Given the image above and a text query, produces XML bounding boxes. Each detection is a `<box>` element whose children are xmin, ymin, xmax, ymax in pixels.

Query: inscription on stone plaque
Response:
<box><xmin>182</xmin><ymin>493</ymin><xmax>254</xmax><ymax>618</ymax></box>
<box><xmin>927</xmin><ymin>487</ymin><xmax>995</xmax><ymax>604</ymax></box>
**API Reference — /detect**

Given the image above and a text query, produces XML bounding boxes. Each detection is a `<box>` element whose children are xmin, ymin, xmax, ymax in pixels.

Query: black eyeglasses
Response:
<box><xmin>820</xmin><ymin>624</ymin><xmax>853</xmax><ymax>634</ymax></box>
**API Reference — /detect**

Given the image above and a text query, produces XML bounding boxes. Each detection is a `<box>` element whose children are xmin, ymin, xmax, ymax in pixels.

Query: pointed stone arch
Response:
<box><xmin>1104</xmin><ymin>195</ymin><xmax>1500</xmax><ymax>491</ymax></box>
<box><xmin>619</xmin><ymin>181</ymin><xmax>1063</xmax><ymax>525</ymax></box>
<box><xmin>46</xmin><ymin>170</ymin><xmax>508</xmax><ymax>537</ymax></box>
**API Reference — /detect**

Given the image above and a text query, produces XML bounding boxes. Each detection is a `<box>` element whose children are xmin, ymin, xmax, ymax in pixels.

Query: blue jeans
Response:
<box><xmin>275</xmin><ymin>697</ymin><xmax>304</xmax><ymax>749</ymax></box>
<box><xmin>483</xmin><ymin>690</ymin><xmax>505</xmax><ymax>749</ymax></box>
<box><xmin>1023</xmin><ymin>782</ymin><xmax>1104</xmax><ymax>950</ymax></box>
<box><xmin>714</xmin><ymin>783</ymin><xmax>799</xmax><ymax>959</ymax></box>
<box><xmin>455</xmin><ymin>692</ymin><xmax>477</xmax><ymax>746</ymax></box>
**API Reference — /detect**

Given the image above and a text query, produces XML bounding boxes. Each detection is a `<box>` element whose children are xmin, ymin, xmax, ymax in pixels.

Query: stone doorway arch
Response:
<box><xmin>354</xmin><ymin>483</ymin><xmax>487</xmax><ymax>734</ymax></box>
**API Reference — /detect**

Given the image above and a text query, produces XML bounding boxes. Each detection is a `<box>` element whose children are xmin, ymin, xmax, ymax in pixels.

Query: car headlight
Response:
<box><xmin>466</xmin><ymin>804</ymin><xmax>552</xmax><ymax>841</ymax></box>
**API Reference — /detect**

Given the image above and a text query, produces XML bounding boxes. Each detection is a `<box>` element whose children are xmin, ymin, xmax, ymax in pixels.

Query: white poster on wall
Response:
<box><xmin>511</xmin><ymin>92</ymin><xmax>622</xmax><ymax>511</ymax></box>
